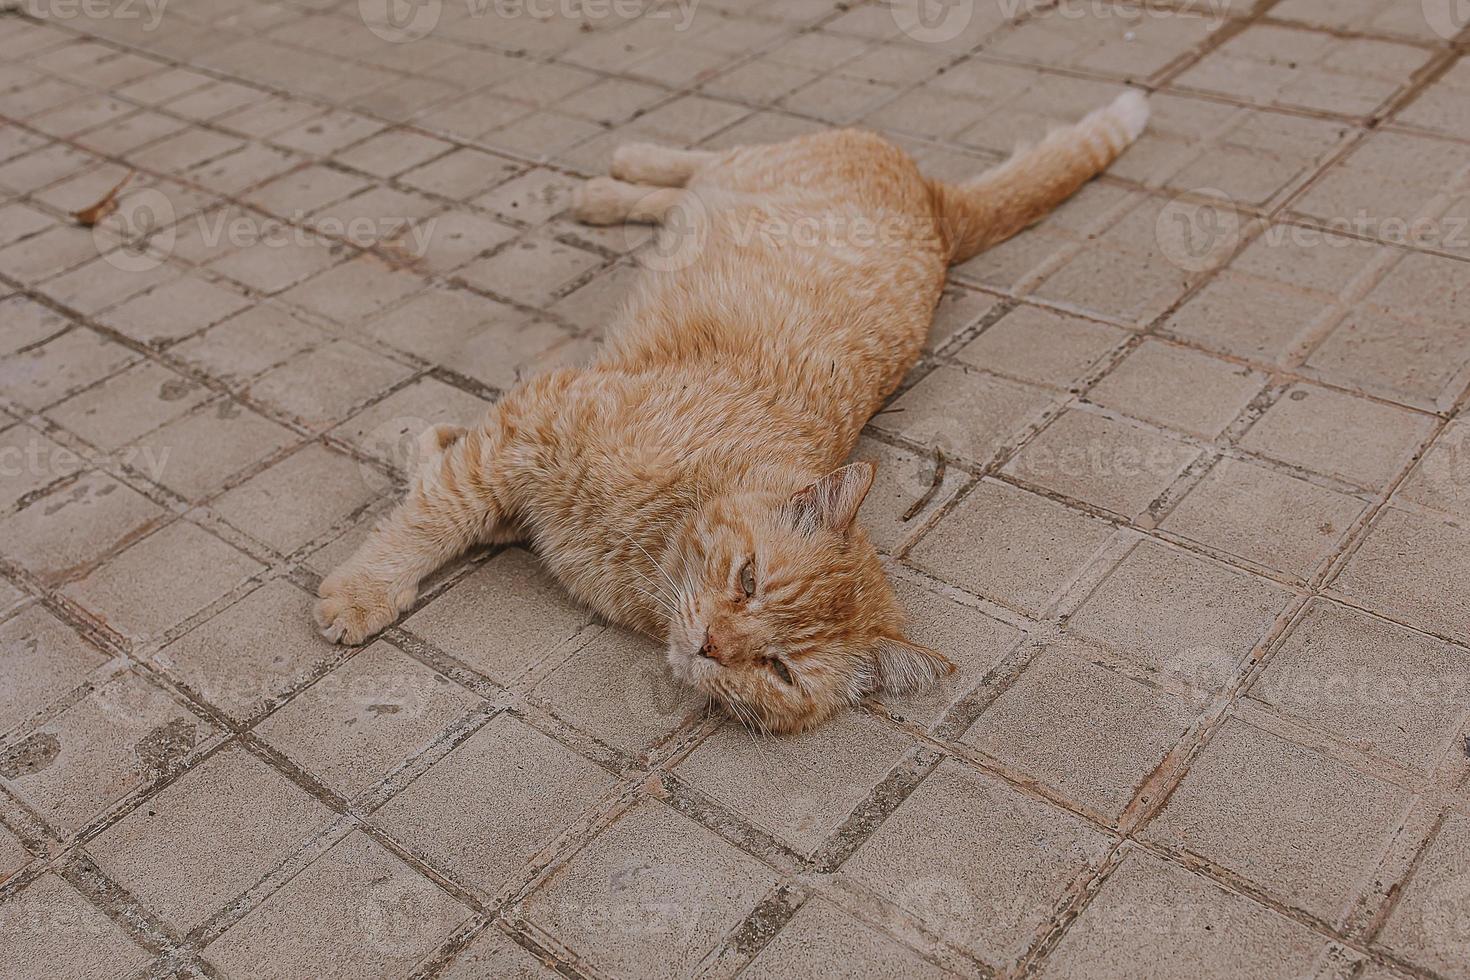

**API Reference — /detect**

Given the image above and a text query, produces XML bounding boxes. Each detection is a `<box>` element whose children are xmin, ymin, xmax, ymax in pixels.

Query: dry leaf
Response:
<box><xmin>72</xmin><ymin>172</ymin><xmax>134</xmax><ymax>227</ymax></box>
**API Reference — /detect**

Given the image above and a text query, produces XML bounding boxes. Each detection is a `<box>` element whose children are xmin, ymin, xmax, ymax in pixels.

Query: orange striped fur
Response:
<box><xmin>315</xmin><ymin>91</ymin><xmax>1149</xmax><ymax>733</ymax></box>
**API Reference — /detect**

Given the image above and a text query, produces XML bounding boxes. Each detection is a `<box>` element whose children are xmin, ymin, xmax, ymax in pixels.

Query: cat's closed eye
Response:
<box><xmin>767</xmin><ymin>658</ymin><xmax>794</xmax><ymax>684</ymax></box>
<box><xmin>739</xmin><ymin>558</ymin><xmax>756</xmax><ymax>597</ymax></box>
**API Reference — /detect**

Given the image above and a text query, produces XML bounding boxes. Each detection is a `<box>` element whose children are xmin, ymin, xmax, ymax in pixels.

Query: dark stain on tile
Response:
<box><xmin>0</xmin><ymin>732</ymin><xmax>61</xmax><ymax>778</ymax></box>
<box><xmin>158</xmin><ymin>378</ymin><xmax>197</xmax><ymax>401</ymax></box>
<box><xmin>135</xmin><ymin>718</ymin><xmax>198</xmax><ymax>780</ymax></box>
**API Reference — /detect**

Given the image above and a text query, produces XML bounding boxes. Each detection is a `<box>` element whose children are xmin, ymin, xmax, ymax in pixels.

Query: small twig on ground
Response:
<box><xmin>901</xmin><ymin>447</ymin><xmax>946</xmax><ymax>522</ymax></box>
<box><xmin>72</xmin><ymin>172</ymin><xmax>134</xmax><ymax>227</ymax></box>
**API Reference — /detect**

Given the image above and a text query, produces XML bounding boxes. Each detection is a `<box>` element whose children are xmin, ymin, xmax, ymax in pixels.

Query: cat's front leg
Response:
<box><xmin>315</xmin><ymin>422</ymin><xmax>510</xmax><ymax>644</ymax></box>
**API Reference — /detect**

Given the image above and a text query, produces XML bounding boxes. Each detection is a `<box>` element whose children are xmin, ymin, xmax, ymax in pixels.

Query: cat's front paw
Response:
<box><xmin>313</xmin><ymin>568</ymin><xmax>410</xmax><ymax>645</ymax></box>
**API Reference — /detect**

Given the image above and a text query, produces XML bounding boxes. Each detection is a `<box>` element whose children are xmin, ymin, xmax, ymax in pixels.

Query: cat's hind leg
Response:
<box><xmin>933</xmin><ymin>90</ymin><xmax>1149</xmax><ymax>264</ymax></box>
<box><xmin>314</xmin><ymin>421</ymin><xmax>512</xmax><ymax>644</ymax></box>
<box><xmin>573</xmin><ymin>176</ymin><xmax>683</xmax><ymax>226</ymax></box>
<box><xmin>610</xmin><ymin>143</ymin><xmax>716</xmax><ymax>186</ymax></box>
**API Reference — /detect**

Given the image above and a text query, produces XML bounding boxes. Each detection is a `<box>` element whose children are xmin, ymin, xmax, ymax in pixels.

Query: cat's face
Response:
<box><xmin>665</xmin><ymin>462</ymin><xmax>953</xmax><ymax>734</ymax></box>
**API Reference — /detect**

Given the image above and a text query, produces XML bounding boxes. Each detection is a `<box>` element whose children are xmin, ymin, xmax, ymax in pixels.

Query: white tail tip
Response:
<box><xmin>1108</xmin><ymin>89</ymin><xmax>1150</xmax><ymax>142</ymax></box>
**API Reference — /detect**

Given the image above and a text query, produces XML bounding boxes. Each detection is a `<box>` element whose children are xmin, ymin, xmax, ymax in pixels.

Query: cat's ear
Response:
<box><xmin>790</xmin><ymin>461</ymin><xmax>875</xmax><ymax>535</ymax></box>
<box><xmin>873</xmin><ymin>635</ymin><xmax>955</xmax><ymax>694</ymax></box>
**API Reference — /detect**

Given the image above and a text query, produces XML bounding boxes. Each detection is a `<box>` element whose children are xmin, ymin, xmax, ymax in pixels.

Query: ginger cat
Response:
<box><xmin>315</xmin><ymin>91</ymin><xmax>1150</xmax><ymax>733</ymax></box>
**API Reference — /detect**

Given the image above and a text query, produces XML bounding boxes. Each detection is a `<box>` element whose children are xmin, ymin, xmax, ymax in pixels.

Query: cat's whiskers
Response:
<box><xmin>630</xmin><ymin>582</ymin><xmax>677</xmax><ymax>618</ymax></box>
<box><xmin>627</xmin><ymin>535</ymin><xmax>683</xmax><ymax>602</ymax></box>
<box><xmin>627</xmin><ymin>565</ymin><xmax>675</xmax><ymax>613</ymax></box>
<box><xmin>618</xmin><ymin>531</ymin><xmax>679</xmax><ymax>617</ymax></box>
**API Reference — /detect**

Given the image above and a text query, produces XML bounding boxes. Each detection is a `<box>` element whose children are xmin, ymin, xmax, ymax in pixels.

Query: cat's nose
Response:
<box><xmin>698</xmin><ymin>629</ymin><xmax>722</xmax><ymax>663</ymax></box>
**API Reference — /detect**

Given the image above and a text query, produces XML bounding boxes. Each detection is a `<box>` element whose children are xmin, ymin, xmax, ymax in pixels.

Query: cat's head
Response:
<box><xmin>665</xmin><ymin>461</ymin><xmax>954</xmax><ymax>734</ymax></box>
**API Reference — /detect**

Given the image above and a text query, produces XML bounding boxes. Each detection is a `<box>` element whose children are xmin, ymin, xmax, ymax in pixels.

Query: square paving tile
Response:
<box><xmin>1251</xmin><ymin>599</ymin><xmax>1470</xmax><ymax>775</ymax></box>
<box><xmin>1031</xmin><ymin>242</ymin><xmax>1198</xmax><ymax>328</ymax></box>
<box><xmin>206</xmin><ymin>830</ymin><xmax>470</xmax><ymax>979</ymax></box>
<box><xmin>983</xmin><ymin>7</ymin><xmax>1219</xmax><ymax>80</ymax></box>
<box><xmin>132</xmin><ymin>400</ymin><xmax>298</xmax><ymax>502</ymax></box>
<box><xmin>37</xmin><ymin>255</ymin><xmax>180</xmax><ymax>319</ymax></box>
<box><xmin>458</xmin><ymin>234</ymin><xmax>603</xmax><ymax>308</ymax></box>
<box><xmin>0</xmin><ymin>295</ymin><xmax>70</xmax><ymax>357</ymax></box>
<box><xmin>963</xmin><ymin>640</ymin><xmax>1195</xmax><ymax>820</ymax></box>
<box><xmin>1163</xmin><ymin>272</ymin><xmax>1331</xmax><ymax>364</ymax></box>
<box><xmin>1004</xmin><ymin>409</ymin><xmax>1200</xmax><ymax>519</ymax></box>
<box><xmin>61</xmin><ymin>520</ymin><xmax>262</xmax><ymax>642</ymax></box>
<box><xmin>278</xmin><ymin>255</ymin><xmax>426</xmax><ymax>324</ymax></box>
<box><xmin>742</xmin><ymin>897</ymin><xmax>952</xmax><ymax>980</ymax></box>
<box><xmin>527</xmin><ymin>626</ymin><xmax>696</xmax><ymax>756</ymax></box>
<box><xmin>851</xmin><ymin>436</ymin><xmax>969</xmax><ymax>553</ymax></box>
<box><xmin>1039</xmin><ymin>849</ymin><xmax>1326</xmax><ymax>980</ymax></box>
<box><xmin>1160</xmin><ymin>457</ymin><xmax>1365</xmax><ymax>579</ymax></box>
<box><xmin>1147</xmin><ymin>717</ymin><xmax>1410</xmax><ymax>919</ymax></box>
<box><xmin>1378</xmin><ymin>810</ymin><xmax>1470</xmax><ymax>979</ymax></box>
<box><xmin>0</xmin><ymin>422</ymin><xmax>85</xmax><ymax>507</ymax></box>
<box><xmin>1396</xmin><ymin>417</ymin><xmax>1470</xmax><ymax>524</ymax></box>
<box><xmin>403</xmin><ymin>548</ymin><xmax>593</xmax><ymax>684</ymax></box>
<box><xmin>0</xmin><ymin>471</ymin><xmax>165</xmax><ymax>584</ymax></box>
<box><xmin>0</xmin><ymin>225</ymin><xmax>102</xmax><ymax>284</ymax></box>
<box><xmin>212</xmin><ymin>443</ymin><xmax>381</xmax><ymax>555</ymax></box>
<box><xmin>524</xmin><ymin>798</ymin><xmax>777</xmax><ymax>980</ymax></box>
<box><xmin>883</xmin><ymin>577</ymin><xmax>1024</xmax><ymax>727</ymax></box>
<box><xmin>1</xmin><ymin>670</ymin><xmax>209</xmax><ymax>834</ymax></box>
<box><xmin>256</xmin><ymin>641</ymin><xmax>478</xmax><ymax>798</ymax></box>
<box><xmin>1333</xmin><ymin>506</ymin><xmax>1470</xmax><ymax>644</ymax></box>
<box><xmin>154</xmin><ymin>579</ymin><xmax>341</xmax><ymax>723</ymax></box>
<box><xmin>876</xmin><ymin>365</ymin><xmax>1055</xmax><ymax>464</ymax></box>
<box><xmin>0</xmin><ymin>605</ymin><xmax>108</xmax><ymax>735</ymax></box>
<box><xmin>1391</xmin><ymin>56</ymin><xmax>1470</xmax><ymax>138</ymax></box>
<box><xmin>676</xmin><ymin>712</ymin><xmax>915</xmax><ymax>856</ymax></box>
<box><xmin>469</xmin><ymin>170</ymin><xmax>577</xmax><ymax>227</ymax></box>
<box><xmin>88</xmin><ymin>744</ymin><xmax>335</xmax><ymax>931</ymax></box>
<box><xmin>439</xmin><ymin>929</ymin><xmax>563</xmax><ymax>979</ymax></box>
<box><xmin>247</xmin><ymin>164</ymin><xmax>371</xmax><ymax>217</ymax></box>
<box><xmin>334</xmin><ymin>128</ymin><xmax>453</xmax><ymax>178</ymax></box>
<box><xmin>0</xmin><ymin>874</ymin><xmax>149</xmax><ymax>980</ymax></box>
<box><xmin>170</xmin><ymin>305</ymin><xmax>326</xmax><ymax>385</ymax></box>
<box><xmin>1305</xmin><ymin>306</ymin><xmax>1470</xmax><ymax>410</ymax></box>
<box><xmin>207</xmin><ymin>236</ymin><xmax>343</xmax><ymax>295</ymax></box>
<box><xmin>376</xmin><ymin>713</ymin><xmax>616</xmax><ymax>896</ymax></box>
<box><xmin>1239</xmin><ymin>384</ymin><xmax>1434</xmax><ymax>489</ymax></box>
<box><xmin>956</xmin><ymin>305</ymin><xmax>1127</xmax><ymax>390</ymax></box>
<box><xmin>245</xmin><ymin>339</ymin><xmax>411</xmax><ymax>430</ymax></box>
<box><xmin>98</xmin><ymin>275</ymin><xmax>253</xmax><ymax>347</ymax></box>
<box><xmin>1087</xmin><ymin>341</ymin><xmax>1266</xmax><ymax>439</ymax></box>
<box><xmin>845</xmin><ymin>758</ymin><xmax>1112</xmax><ymax>966</ymax></box>
<box><xmin>0</xmin><ymin>823</ymin><xmax>29</xmax><ymax>883</ymax></box>
<box><xmin>909</xmin><ymin>480</ymin><xmax>1115</xmax><ymax>616</ymax></box>
<box><xmin>1172</xmin><ymin>25</ymin><xmax>1430</xmax><ymax>118</ymax></box>
<box><xmin>0</xmin><ymin>329</ymin><xmax>138</xmax><ymax>410</ymax></box>
<box><xmin>399</xmin><ymin>147</ymin><xmax>521</xmax><ymax>200</ymax></box>
<box><xmin>331</xmin><ymin>377</ymin><xmax>489</xmax><ymax>472</ymax></box>
<box><xmin>411</xmin><ymin>210</ymin><xmax>519</xmax><ymax>275</ymax></box>
<box><xmin>1067</xmin><ymin>539</ymin><xmax>1290</xmax><ymax>683</ymax></box>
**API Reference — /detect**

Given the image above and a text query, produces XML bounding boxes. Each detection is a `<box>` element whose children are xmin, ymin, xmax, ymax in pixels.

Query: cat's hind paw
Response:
<box><xmin>313</xmin><ymin>569</ymin><xmax>410</xmax><ymax>645</ymax></box>
<box><xmin>573</xmin><ymin>176</ymin><xmax>638</xmax><ymax>225</ymax></box>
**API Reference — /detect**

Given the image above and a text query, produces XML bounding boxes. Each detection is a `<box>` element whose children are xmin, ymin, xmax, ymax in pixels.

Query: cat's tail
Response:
<box><xmin>932</xmin><ymin>90</ymin><xmax>1149</xmax><ymax>264</ymax></box>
